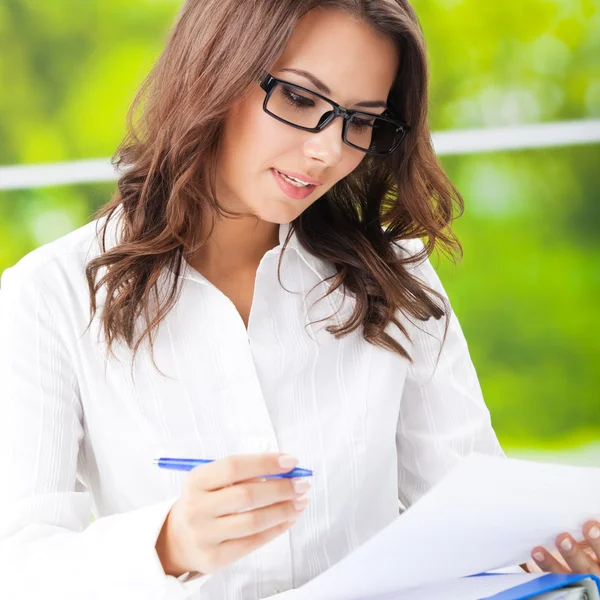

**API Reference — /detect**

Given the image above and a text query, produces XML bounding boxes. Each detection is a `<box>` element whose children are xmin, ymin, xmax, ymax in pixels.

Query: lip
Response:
<box><xmin>274</xmin><ymin>169</ymin><xmax>323</xmax><ymax>187</ymax></box>
<box><xmin>271</xmin><ymin>168</ymin><xmax>318</xmax><ymax>200</ymax></box>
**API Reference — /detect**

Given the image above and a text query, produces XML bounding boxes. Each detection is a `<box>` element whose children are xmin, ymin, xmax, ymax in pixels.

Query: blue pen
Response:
<box><xmin>153</xmin><ymin>457</ymin><xmax>313</xmax><ymax>479</ymax></box>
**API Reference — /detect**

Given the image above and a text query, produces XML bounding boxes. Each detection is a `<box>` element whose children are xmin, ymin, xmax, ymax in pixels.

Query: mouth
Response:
<box><xmin>271</xmin><ymin>168</ymin><xmax>318</xmax><ymax>200</ymax></box>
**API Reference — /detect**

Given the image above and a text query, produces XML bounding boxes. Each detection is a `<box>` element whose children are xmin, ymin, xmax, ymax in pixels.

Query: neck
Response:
<box><xmin>186</xmin><ymin>215</ymin><xmax>281</xmax><ymax>277</ymax></box>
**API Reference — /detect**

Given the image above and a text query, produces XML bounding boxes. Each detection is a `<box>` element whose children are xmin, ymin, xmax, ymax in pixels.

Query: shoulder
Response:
<box><xmin>392</xmin><ymin>237</ymin><xmax>427</xmax><ymax>261</ymax></box>
<box><xmin>391</xmin><ymin>237</ymin><xmax>433</xmax><ymax>279</ymax></box>
<box><xmin>0</xmin><ymin>211</ymin><xmax>118</xmax><ymax>300</ymax></box>
<box><xmin>389</xmin><ymin>237</ymin><xmax>450</xmax><ymax>302</ymax></box>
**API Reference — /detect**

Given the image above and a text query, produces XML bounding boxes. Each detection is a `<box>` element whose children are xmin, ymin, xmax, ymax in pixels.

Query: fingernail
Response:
<box><xmin>560</xmin><ymin>538</ymin><xmax>573</xmax><ymax>551</ymax></box>
<box><xmin>278</xmin><ymin>454</ymin><xmax>298</xmax><ymax>469</ymax></box>
<box><xmin>293</xmin><ymin>479</ymin><xmax>311</xmax><ymax>494</ymax></box>
<box><xmin>588</xmin><ymin>525</ymin><xmax>600</xmax><ymax>540</ymax></box>
<box><xmin>293</xmin><ymin>493</ymin><xmax>309</xmax><ymax>511</ymax></box>
<box><xmin>533</xmin><ymin>551</ymin><xmax>545</xmax><ymax>562</ymax></box>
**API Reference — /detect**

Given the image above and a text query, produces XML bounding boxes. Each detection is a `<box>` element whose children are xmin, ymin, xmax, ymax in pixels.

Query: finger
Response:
<box><xmin>555</xmin><ymin>534</ymin><xmax>600</xmax><ymax>575</ymax></box>
<box><xmin>213</xmin><ymin>496</ymin><xmax>308</xmax><ymax>543</ymax></box>
<box><xmin>211</xmin><ymin>516</ymin><xmax>299</xmax><ymax>571</ymax></box>
<box><xmin>191</xmin><ymin>453</ymin><xmax>299</xmax><ymax>491</ymax></box>
<box><xmin>531</xmin><ymin>546</ymin><xmax>570</xmax><ymax>574</ymax></box>
<box><xmin>523</xmin><ymin>559</ymin><xmax>544</xmax><ymax>574</ymax></box>
<box><xmin>583</xmin><ymin>521</ymin><xmax>600</xmax><ymax>563</ymax></box>
<box><xmin>204</xmin><ymin>478</ymin><xmax>303</xmax><ymax>517</ymax></box>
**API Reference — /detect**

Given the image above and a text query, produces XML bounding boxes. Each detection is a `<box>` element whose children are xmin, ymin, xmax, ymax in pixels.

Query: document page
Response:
<box><xmin>274</xmin><ymin>574</ymin><xmax>596</xmax><ymax>600</ymax></box>
<box><xmin>367</xmin><ymin>573</ymin><xmax>545</xmax><ymax>600</ymax></box>
<box><xmin>282</xmin><ymin>453</ymin><xmax>600</xmax><ymax>600</ymax></box>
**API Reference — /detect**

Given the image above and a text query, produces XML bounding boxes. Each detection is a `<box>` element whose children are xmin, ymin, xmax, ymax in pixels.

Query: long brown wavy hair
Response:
<box><xmin>85</xmin><ymin>0</ymin><xmax>464</xmax><ymax>375</ymax></box>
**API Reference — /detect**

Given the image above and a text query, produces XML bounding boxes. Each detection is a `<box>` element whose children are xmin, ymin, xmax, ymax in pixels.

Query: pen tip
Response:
<box><xmin>152</xmin><ymin>458</ymin><xmax>160</xmax><ymax>465</ymax></box>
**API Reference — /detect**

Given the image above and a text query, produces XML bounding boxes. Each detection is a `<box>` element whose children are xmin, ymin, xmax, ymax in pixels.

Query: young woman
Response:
<box><xmin>1</xmin><ymin>1</ymin><xmax>598</xmax><ymax>598</ymax></box>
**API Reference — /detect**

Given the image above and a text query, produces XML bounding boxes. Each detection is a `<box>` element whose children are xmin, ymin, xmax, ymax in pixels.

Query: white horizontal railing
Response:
<box><xmin>1</xmin><ymin>119</ymin><xmax>599</xmax><ymax>191</ymax></box>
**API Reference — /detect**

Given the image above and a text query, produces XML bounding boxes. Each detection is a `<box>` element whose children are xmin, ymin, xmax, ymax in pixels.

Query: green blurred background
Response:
<box><xmin>1</xmin><ymin>0</ymin><xmax>599</xmax><ymax>463</ymax></box>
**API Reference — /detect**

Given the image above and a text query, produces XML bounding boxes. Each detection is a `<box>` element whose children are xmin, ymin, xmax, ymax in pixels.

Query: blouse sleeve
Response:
<box><xmin>0</xmin><ymin>263</ymin><xmax>211</xmax><ymax>600</ymax></box>
<box><xmin>394</xmin><ymin>240</ymin><xmax>506</xmax><ymax>510</ymax></box>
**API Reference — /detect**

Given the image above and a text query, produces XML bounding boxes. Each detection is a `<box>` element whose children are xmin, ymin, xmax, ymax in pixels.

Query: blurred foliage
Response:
<box><xmin>0</xmin><ymin>0</ymin><xmax>598</xmax><ymax>451</ymax></box>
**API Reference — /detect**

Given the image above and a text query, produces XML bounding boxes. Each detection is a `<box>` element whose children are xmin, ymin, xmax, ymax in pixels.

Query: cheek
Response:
<box><xmin>237</xmin><ymin>105</ymin><xmax>298</xmax><ymax>165</ymax></box>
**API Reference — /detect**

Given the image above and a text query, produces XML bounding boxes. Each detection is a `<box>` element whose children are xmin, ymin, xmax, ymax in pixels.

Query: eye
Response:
<box><xmin>350</xmin><ymin>116</ymin><xmax>376</xmax><ymax>131</ymax></box>
<box><xmin>282</xmin><ymin>87</ymin><xmax>315</xmax><ymax>109</ymax></box>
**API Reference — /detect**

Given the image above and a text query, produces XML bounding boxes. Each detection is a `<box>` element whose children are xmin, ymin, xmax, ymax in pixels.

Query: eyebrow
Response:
<box><xmin>279</xmin><ymin>68</ymin><xmax>388</xmax><ymax>109</ymax></box>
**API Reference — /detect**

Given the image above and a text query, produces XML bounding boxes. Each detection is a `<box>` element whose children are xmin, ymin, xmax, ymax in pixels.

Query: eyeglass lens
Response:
<box><xmin>267</xmin><ymin>82</ymin><xmax>404</xmax><ymax>153</ymax></box>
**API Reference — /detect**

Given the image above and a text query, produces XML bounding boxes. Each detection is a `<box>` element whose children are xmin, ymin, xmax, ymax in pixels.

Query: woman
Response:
<box><xmin>0</xmin><ymin>1</ymin><xmax>598</xmax><ymax>598</ymax></box>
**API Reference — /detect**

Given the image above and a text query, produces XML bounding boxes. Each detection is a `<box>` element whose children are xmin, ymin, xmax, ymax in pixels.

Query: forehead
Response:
<box><xmin>272</xmin><ymin>7</ymin><xmax>399</xmax><ymax>104</ymax></box>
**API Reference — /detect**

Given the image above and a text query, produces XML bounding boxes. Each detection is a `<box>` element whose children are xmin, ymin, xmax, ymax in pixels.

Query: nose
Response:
<box><xmin>303</xmin><ymin>113</ymin><xmax>344</xmax><ymax>167</ymax></box>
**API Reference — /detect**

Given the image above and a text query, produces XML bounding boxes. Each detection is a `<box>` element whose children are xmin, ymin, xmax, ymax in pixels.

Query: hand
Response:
<box><xmin>527</xmin><ymin>520</ymin><xmax>600</xmax><ymax>576</ymax></box>
<box><xmin>155</xmin><ymin>453</ymin><xmax>311</xmax><ymax>577</ymax></box>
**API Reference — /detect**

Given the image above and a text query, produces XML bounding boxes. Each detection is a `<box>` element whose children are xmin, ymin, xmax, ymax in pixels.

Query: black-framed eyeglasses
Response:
<box><xmin>258</xmin><ymin>72</ymin><xmax>411</xmax><ymax>156</ymax></box>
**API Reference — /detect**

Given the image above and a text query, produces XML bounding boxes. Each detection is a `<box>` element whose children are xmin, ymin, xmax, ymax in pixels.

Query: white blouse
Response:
<box><xmin>0</xmin><ymin>210</ymin><xmax>505</xmax><ymax>600</ymax></box>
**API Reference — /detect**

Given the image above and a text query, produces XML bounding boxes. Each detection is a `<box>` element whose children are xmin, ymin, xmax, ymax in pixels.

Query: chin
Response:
<box><xmin>253</xmin><ymin>200</ymin><xmax>308</xmax><ymax>224</ymax></box>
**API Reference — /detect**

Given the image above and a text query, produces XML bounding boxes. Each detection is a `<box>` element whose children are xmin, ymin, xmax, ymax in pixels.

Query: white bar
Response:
<box><xmin>1</xmin><ymin>120</ymin><xmax>599</xmax><ymax>191</ymax></box>
<box><xmin>0</xmin><ymin>158</ymin><xmax>120</xmax><ymax>191</ymax></box>
<box><xmin>432</xmin><ymin>119</ymin><xmax>600</xmax><ymax>155</ymax></box>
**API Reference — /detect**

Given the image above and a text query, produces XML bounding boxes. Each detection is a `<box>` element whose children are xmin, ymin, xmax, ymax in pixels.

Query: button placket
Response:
<box><xmin>233</xmin><ymin>342</ymin><xmax>279</xmax><ymax>453</ymax></box>
<box><xmin>239</xmin><ymin>253</ymin><xmax>280</xmax><ymax>455</ymax></box>
<box><xmin>261</xmin><ymin>531</ymin><xmax>294</xmax><ymax>596</ymax></box>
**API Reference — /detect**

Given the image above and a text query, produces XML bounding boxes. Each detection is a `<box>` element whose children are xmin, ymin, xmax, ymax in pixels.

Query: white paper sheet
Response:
<box><xmin>384</xmin><ymin>576</ymin><xmax>595</xmax><ymax>600</ymax></box>
<box><xmin>272</xmin><ymin>574</ymin><xmax>596</xmax><ymax>600</ymax></box>
<box><xmin>366</xmin><ymin>573</ymin><xmax>544</xmax><ymax>600</ymax></box>
<box><xmin>280</xmin><ymin>453</ymin><xmax>600</xmax><ymax>600</ymax></box>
